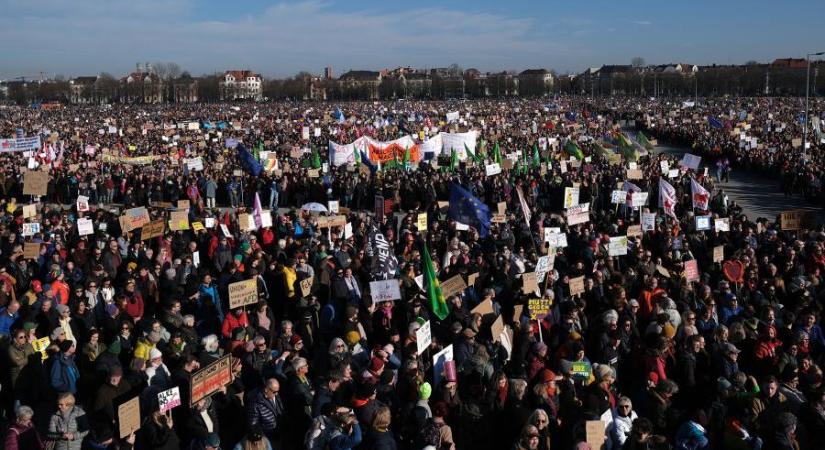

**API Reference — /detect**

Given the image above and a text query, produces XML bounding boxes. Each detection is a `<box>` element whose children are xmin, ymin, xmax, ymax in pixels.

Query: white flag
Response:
<box><xmin>690</xmin><ymin>178</ymin><xmax>710</xmax><ymax>210</ymax></box>
<box><xmin>516</xmin><ymin>186</ymin><xmax>531</xmax><ymax>227</ymax></box>
<box><xmin>658</xmin><ymin>178</ymin><xmax>677</xmax><ymax>218</ymax></box>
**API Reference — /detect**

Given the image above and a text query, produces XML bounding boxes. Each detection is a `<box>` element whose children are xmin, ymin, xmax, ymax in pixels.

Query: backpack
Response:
<box><xmin>305</xmin><ymin>416</ymin><xmax>340</xmax><ymax>450</ymax></box>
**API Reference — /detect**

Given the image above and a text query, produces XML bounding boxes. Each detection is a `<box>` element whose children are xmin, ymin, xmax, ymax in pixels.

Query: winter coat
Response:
<box><xmin>246</xmin><ymin>388</ymin><xmax>285</xmax><ymax>435</ymax></box>
<box><xmin>47</xmin><ymin>406</ymin><xmax>89</xmax><ymax>450</ymax></box>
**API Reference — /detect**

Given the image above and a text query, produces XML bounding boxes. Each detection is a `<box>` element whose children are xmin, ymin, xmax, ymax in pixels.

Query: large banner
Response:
<box><xmin>419</xmin><ymin>133</ymin><xmax>442</xmax><ymax>159</ymax></box>
<box><xmin>366</xmin><ymin>135</ymin><xmax>419</xmax><ymax>163</ymax></box>
<box><xmin>1</xmin><ymin>136</ymin><xmax>42</xmax><ymax>152</ymax></box>
<box><xmin>441</xmin><ymin>131</ymin><xmax>477</xmax><ymax>160</ymax></box>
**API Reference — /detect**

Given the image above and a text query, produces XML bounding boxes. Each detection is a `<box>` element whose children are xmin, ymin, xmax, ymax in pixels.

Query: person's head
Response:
<box><xmin>59</xmin><ymin>339</ymin><xmax>75</xmax><ymax>355</ymax></box>
<box><xmin>292</xmin><ymin>357</ymin><xmax>309</xmax><ymax>376</ymax></box>
<box><xmin>280</xmin><ymin>320</ymin><xmax>293</xmax><ymax>336</ymax></box>
<box><xmin>371</xmin><ymin>406</ymin><xmax>392</xmax><ymax>432</ymax></box>
<box><xmin>763</xmin><ymin>376</ymin><xmax>779</xmax><ymax>397</ymax></box>
<box><xmin>57</xmin><ymin>392</ymin><xmax>76</xmax><ymax>412</ymax></box>
<box><xmin>13</xmin><ymin>329</ymin><xmax>27</xmax><ymax>347</ymax></box>
<box><xmin>688</xmin><ymin>334</ymin><xmax>706</xmax><ymax>353</ymax></box>
<box><xmin>617</xmin><ymin>396</ymin><xmax>633</xmax><ymax>417</ymax></box>
<box><xmin>16</xmin><ymin>405</ymin><xmax>34</xmax><ymax>426</ymax></box>
<box><xmin>528</xmin><ymin>409</ymin><xmax>550</xmax><ymax>431</ymax></box>
<box><xmin>631</xmin><ymin>417</ymin><xmax>654</xmax><ymax>442</ymax></box>
<box><xmin>264</xmin><ymin>378</ymin><xmax>280</xmax><ymax>400</ymax></box>
<box><xmin>108</xmin><ymin>366</ymin><xmax>123</xmax><ymax>386</ymax></box>
<box><xmin>520</xmin><ymin>425</ymin><xmax>541</xmax><ymax>449</ymax></box>
<box><xmin>655</xmin><ymin>379</ymin><xmax>679</xmax><ymax>399</ymax></box>
<box><xmin>511</xmin><ymin>378</ymin><xmax>528</xmax><ymax>401</ymax></box>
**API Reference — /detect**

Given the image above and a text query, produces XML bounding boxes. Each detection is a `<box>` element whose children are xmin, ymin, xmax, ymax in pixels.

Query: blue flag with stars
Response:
<box><xmin>448</xmin><ymin>183</ymin><xmax>491</xmax><ymax>238</ymax></box>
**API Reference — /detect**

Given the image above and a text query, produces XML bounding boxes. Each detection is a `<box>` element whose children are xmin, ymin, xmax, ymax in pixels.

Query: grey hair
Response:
<box><xmin>291</xmin><ymin>357</ymin><xmax>308</xmax><ymax>371</ymax></box>
<box><xmin>201</xmin><ymin>334</ymin><xmax>219</xmax><ymax>352</ymax></box>
<box><xmin>510</xmin><ymin>378</ymin><xmax>528</xmax><ymax>400</ymax></box>
<box><xmin>16</xmin><ymin>405</ymin><xmax>34</xmax><ymax>420</ymax></box>
<box><xmin>183</xmin><ymin>315</ymin><xmax>195</xmax><ymax>326</ymax></box>
<box><xmin>617</xmin><ymin>396</ymin><xmax>632</xmax><ymax>408</ymax></box>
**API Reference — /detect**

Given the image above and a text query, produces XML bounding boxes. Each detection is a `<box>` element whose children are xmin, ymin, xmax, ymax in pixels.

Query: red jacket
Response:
<box><xmin>123</xmin><ymin>292</ymin><xmax>144</xmax><ymax>320</ymax></box>
<box><xmin>222</xmin><ymin>311</ymin><xmax>250</xmax><ymax>339</ymax></box>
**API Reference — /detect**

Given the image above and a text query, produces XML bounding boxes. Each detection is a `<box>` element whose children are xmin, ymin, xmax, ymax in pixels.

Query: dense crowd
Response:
<box><xmin>0</xmin><ymin>97</ymin><xmax>824</xmax><ymax>450</ymax></box>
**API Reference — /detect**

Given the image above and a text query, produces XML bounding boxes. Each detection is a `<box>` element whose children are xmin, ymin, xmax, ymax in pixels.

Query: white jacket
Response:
<box><xmin>607</xmin><ymin>410</ymin><xmax>637</xmax><ymax>450</ymax></box>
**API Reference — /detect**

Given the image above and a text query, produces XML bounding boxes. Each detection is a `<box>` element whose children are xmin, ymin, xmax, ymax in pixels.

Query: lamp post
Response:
<box><xmin>804</xmin><ymin>51</ymin><xmax>825</xmax><ymax>151</ymax></box>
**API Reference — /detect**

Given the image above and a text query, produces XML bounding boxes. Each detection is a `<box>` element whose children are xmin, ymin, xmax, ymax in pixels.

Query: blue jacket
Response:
<box><xmin>328</xmin><ymin>423</ymin><xmax>362</xmax><ymax>450</ymax></box>
<box><xmin>0</xmin><ymin>307</ymin><xmax>19</xmax><ymax>336</ymax></box>
<box><xmin>246</xmin><ymin>388</ymin><xmax>285</xmax><ymax>434</ymax></box>
<box><xmin>50</xmin><ymin>352</ymin><xmax>80</xmax><ymax>394</ymax></box>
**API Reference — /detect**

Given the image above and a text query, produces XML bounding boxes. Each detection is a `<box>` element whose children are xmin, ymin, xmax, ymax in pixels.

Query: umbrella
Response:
<box><xmin>301</xmin><ymin>202</ymin><xmax>328</xmax><ymax>213</ymax></box>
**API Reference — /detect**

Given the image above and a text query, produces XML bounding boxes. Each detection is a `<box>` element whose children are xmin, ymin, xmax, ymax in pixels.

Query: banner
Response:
<box><xmin>190</xmin><ymin>355</ymin><xmax>233</xmax><ymax>405</ymax></box>
<box><xmin>419</xmin><ymin>133</ymin><xmax>442</xmax><ymax>158</ymax></box>
<box><xmin>0</xmin><ymin>136</ymin><xmax>41</xmax><ymax>152</ymax></box>
<box><xmin>367</xmin><ymin>136</ymin><xmax>420</xmax><ymax>163</ymax></box>
<box><xmin>366</xmin><ymin>221</ymin><xmax>398</xmax><ymax>280</ymax></box>
<box><xmin>328</xmin><ymin>140</ymin><xmax>357</xmax><ymax>167</ymax></box>
<box><xmin>441</xmin><ymin>131</ymin><xmax>477</xmax><ymax>160</ymax></box>
<box><xmin>101</xmin><ymin>154</ymin><xmax>163</xmax><ymax>165</ymax></box>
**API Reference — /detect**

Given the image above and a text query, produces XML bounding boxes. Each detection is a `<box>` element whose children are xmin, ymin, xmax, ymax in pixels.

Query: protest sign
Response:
<box><xmin>713</xmin><ymin>245</ymin><xmax>724</xmax><ymax>263</ymax></box>
<box><xmin>566</xmin><ymin>203</ymin><xmax>590</xmax><ymax>225</ymax></box>
<box><xmin>642</xmin><ymin>212</ymin><xmax>656</xmax><ymax>231</ymax></box>
<box><xmin>369</xmin><ymin>279</ymin><xmax>402</xmax><ymax>303</ymax></box>
<box><xmin>684</xmin><ymin>259</ymin><xmax>700</xmax><ymax>282</ymax></box>
<box><xmin>24</xmin><ymin>242</ymin><xmax>40</xmax><ymax>259</ymax></box>
<box><xmin>626</xmin><ymin>169</ymin><xmax>643</xmax><ymax>180</ymax></box>
<box><xmin>228</xmin><ymin>279</ymin><xmax>258</xmax><ymax>309</ymax></box>
<box><xmin>629</xmin><ymin>192</ymin><xmax>648</xmax><ymax>208</ymax></box>
<box><xmin>563</xmin><ymin>187</ymin><xmax>580</xmax><ymax>208</ymax></box>
<box><xmin>22</xmin><ymin>203</ymin><xmax>37</xmax><ymax>218</ymax></box>
<box><xmin>117</xmin><ymin>396</ymin><xmax>140</xmax><ymax>438</ymax></box>
<box><xmin>572</xmin><ymin>361</ymin><xmax>592</xmax><ymax>379</ymax></box>
<box><xmin>608</xmin><ymin>236</ymin><xmax>629</xmax><ymax>256</ymax></box>
<box><xmin>485</xmin><ymin>163</ymin><xmax>502</xmax><ymax>176</ymax></box>
<box><xmin>77</xmin><ymin>218</ymin><xmax>94</xmax><ymax>236</ymax></box>
<box><xmin>190</xmin><ymin>355</ymin><xmax>233</xmax><ymax>405</ymax></box>
<box><xmin>715</xmin><ymin>217</ymin><xmax>730</xmax><ymax>232</ymax></box>
<box><xmin>416</xmin><ymin>213</ymin><xmax>427</xmax><ymax>231</ymax></box>
<box><xmin>119</xmin><ymin>207</ymin><xmax>150</xmax><ymax>232</ymax></box>
<box><xmin>627</xmin><ymin>225</ymin><xmax>643</xmax><ymax>238</ymax></box>
<box><xmin>185</xmin><ymin>157</ymin><xmax>204</xmax><ymax>171</ymax></box>
<box><xmin>32</xmin><ymin>336</ymin><xmax>50</xmax><ymax>360</ymax></box>
<box><xmin>611</xmin><ymin>190</ymin><xmax>627</xmax><ymax>204</ymax></box>
<box><xmin>142</xmin><ymin>220</ymin><xmax>165</xmax><ymax>240</ymax></box>
<box><xmin>416</xmin><ymin>320</ymin><xmax>432</xmax><ymax>355</ymax></box>
<box><xmin>695</xmin><ymin>215</ymin><xmax>711</xmax><ymax>231</ymax></box>
<box><xmin>680</xmin><ymin>153</ymin><xmax>702</xmax><ymax>170</ymax></box>
<box><xmin>299</xmin><ymin>277</ymin><xmax>313</xmax><ymax>297</ymax></box>
<box><xmin>497</xmin><ymin>202</ymin><xmax>506</xmax><ymax>214</ymax></box>
<box><xmin>169</xmin><ymin>210</ymin><xmax>189</xmax><ymax>231</ymax></box>
<box><xmin>780</xmin><ymin>210</ymin><xmax>817</xmax><ymax>230</ymax></box>
<box><xmin>586</xmin><ymin>420</ymin><xmax>607</xmax><ymax>449</ymax></box>
<box><xmin>21</xmin><ymin>221</ymin><xmax>40</xmax><ymax>237</ymax></box>
<box><xmin>76</xmin><ymin>196</ymin><xmax>89</xmax><ymax>212</ymax></box>
<box><xmin>327</xmin><ymin>200</ymin><xmax>339</xmax><ymax>213</ymax></box>
<box><xmin>432</xmin><ymin>345</ymin><xmax>454</xmax><ymax>388</ymax></box>
<box><xmin>440</xmin><ymin>275</ymin><xmax>467</xmax><ymax>299</ymax></box>
<box><xmin>528</xmin><ymin>298</ymin><xmax>553</xmax><ymax>319</ymax></box>
<box><xmin>522</xmin><ymin>272</ymin><xmax>539</xmax><ymax>295</ymax></box>
<box><xmin>23</xmin><ymin>171</ymin><xmax>49</xmax><ymax>196</ymax></box>
<box><xmin>177</xmin><ymin>199</ymin><xmax>190</xmax><ymax>210</ymax></box>
<box><xmin>158</xmin><ymin>387</ymin><xmax>181</xmax><ymax>413</ymax></box>
<box><xmin>192</xmin><ymin>221</ymin><xmax>205</xmax><ymax>233</ymax></box>
<box><xmin>569</xmin><ymin>276</ymin><xmax>585</xmax><ymax>297</ymax></box>
<box><xmin>545</xmin><ymin>232</ymin><xmax>568</xmax><ymax>248</ymax></box>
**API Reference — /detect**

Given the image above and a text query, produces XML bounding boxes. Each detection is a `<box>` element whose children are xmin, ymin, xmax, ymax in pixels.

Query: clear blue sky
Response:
<box><xmin>1</xmin><ymin>0</ymin><xmax>822</xmax><ymax>79</ymax></box>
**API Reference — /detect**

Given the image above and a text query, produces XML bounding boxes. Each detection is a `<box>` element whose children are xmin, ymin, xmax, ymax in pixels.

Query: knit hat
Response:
<box><xmin>532</xmin><ymin>342</ymin><xmax>548</xmax><ymax>353</ymax></box>
<box><xmin>595</xmin><ymin>364</ymin><xmax>614</xmax><ymax>381</ymax></box>
<box><xmin>149</xmin><ymin>348</ymin><xmax>163</xmax><ymax>359</ymax></box>
<box><xmin>345</xmin><ymin>331</ymin><xmax>360</xmax><ymax>345</ymax></box>
<box><xmin>662</xmin><ymin>322</ymin><xmax>676</xmax><ymax>339</ymax></box>
<box><xmin>23</xmin><ymin>322</ymin><xmax>36</xmax><ymax>331</ymax></box>
<box><xmin>540</xmin><ymin>369</ymin><xmax>562</xmax><ymax>383</ymax></box>
<box><xmin>42</xmin><ymin>283</ymin><xmax>52</xmax><ymax>293</ymax></box>
<box><xmin>369</xmin><ymin>356</ymin><xmax>385</xmax><ymax>373</ymax></box>
<box><xmin>50</xmin><ymin>327</ymin><xmax>65</xmax><ymax>340</ymax></box>
<box><xmin>127</xmin><ymin>262</ymin><xmax>137</xmax><ymax>272</ymax></box>
<box><xmin>55</xmin><ymin>304</ymin><xmax>70</xmax><ymax>315</ymax></box>
<box><xmin>419</xmin><ymin>382</ymin><xmax>432</xmax><ymax>400</ymax></box>
<box><xmin>108</xmin><ymin>340</ymin><xmax>122</xmax><ymax>355</ymax></box>
<box><xmin>58</xmin><ymin>339</ymin><xmax>74</xmax><ymax>353</ymax></box>
<box><xmin>106</xmin><ymin>303</ymin><xmax>119</xmax><ymax>316</ymax></box>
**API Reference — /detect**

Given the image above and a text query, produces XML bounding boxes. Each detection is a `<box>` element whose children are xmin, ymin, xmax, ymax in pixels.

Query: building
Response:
<box><xmin>518</xmin><ymin>69</ymin><xmax>554</xmax><ymax>97</ymax></box>
<box><xmin>69</xmin><ymin>76</ymin><xmax>99</xmax><ymax>104</ymax></box>
<box><xmin>400</xmin><ymin>72</ymin><xmax>432</xmax><ymax>98</ymax></box>
<box><xmin>121</xmin><ymin>63</ymin><xmax>165</xmax><ymax>103</ymax></box>
<box><xmin>771</xmin><ymin>58</ymin><xmax>807</xmax><ymax>69</ymax></box>
<box><xmin>172</xmin><ymin>74</ymin><xmax>199</xmax><ymax>103</ymax></box>
<box><xmin>324</xmin><ymin>66</ymin><xmax>334</xmax><ymax>79</ymax></box>
<box><xmin>220</xmin><ymin>70</ymin><xmax>263</xmax><ymax>100</ymax></box>
<box><xmin>339</xmin><ymin>70</ymin><xmax>382</xmax><ymax>100</ymax></box>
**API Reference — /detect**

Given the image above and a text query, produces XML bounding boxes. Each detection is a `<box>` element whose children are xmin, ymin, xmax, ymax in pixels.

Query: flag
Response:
<box><xmin>493</xmin><ymin>142</ymin><xmax>502</xmax><ymax>165</ymax></box>
<box><xmin>637</xmin><ymin>132</ymin><xmax>654</xmax><ymax>150</ymax></box>
<box><xmin>237</xmin><ymin>143</ymin><xmax>262</xmax><ymax>176</ymax></box>
<box><xmin>707</xmin><ymin>116</ymin><xmax>724</xmax><ymax>129</ymax></box>
<box><xmin>448</xmin><ymin>183</ymin><xmax>491</xmax><ymax>237</ymax></box>
<box><xmin>253</xmin><ymin>192</ymin><xmax>263</xmax><ymax>229</ymax></box>
<box><xmin>366</xmin><ymin>221</ymin><xmax>398</xmax><ymax>280</ymax></box>
<box><xmin>334</xmin><ymin>107</ymin><xmax>346</xmax><ymax>124</ymax></box>
<box><xmin>659</xmin><ymin>178</ymin><xmax>677</xmax><ymax>218</ymax></box>
<box><xmin>360</xmin><ymin>150</ymin><xmax>376</xmax><ymax>173</ymax></box>
<box><xmin>691</xmin><ymin>178</ymin><xmax>710</xmax><ymax>210</ymax></box>
<box><xmin>532</xmin><ymin>144</ymin><xmax>541</xmax><ymax>168</ymax></box>
<box><xmin>464</xmin><ymin>143</ymin><xmax>479</xmax><ymax>163</ymax></box>
<box><xmin>263</xmin><ymin>158</ymin><xmax>279</xmax><ymax>172</ymax></box>
<box><xmin>564</xmin><ymin>140</ymin><xmax>584</xmax><ymax>160</ymax></box>
<box><xmin>449</xmin><ymin>148</ymin><xmax>458</xmax><ymax>171</ymax></box>
<box><xmin>403</xmin><ymin>146</ymin><xmax>411</xmax><ymax>164</ymax></box>
<box><xmin>423</xmin><ymin>243</ymin><xmax>449</xmax><ymax>320</ymax></box>
<box><xmin>311</xmin><ymin>146</ymin><xmax>321</xmax><ymax>169</ymax></box>
<box><xmin>516</xmin><ymin>186</ymin><xmax>531</xmax><ymax>227</ymax></box>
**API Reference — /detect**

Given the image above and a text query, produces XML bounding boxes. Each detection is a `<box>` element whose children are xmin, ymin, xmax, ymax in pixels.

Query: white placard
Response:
<box><xmin>205</xmin><ymin>218</ymin><xmax>216</xmax><ymax>228</ymax></box>
<box><xmin>21</xmin><ymin>222</ymin><xmax>41</xmax><ymax>237</ymax></box>
<box><xmin>328</xmin><ymin>201</ymin><xmax>339</xmax><ymax>213</ymax></box>
<box><xmin>77</xmin><ymin>218</ymin><xmax>94</xmax><ymax>236</ymax></box>
<box><xmin>157</xmin><ymin>387</ymin><xmax>181</xmax><ymax>413</ymax></box>
<box><xmin>545</xmin><ymin>232</ymin><xmax>568</xmax><ymax>248</ymax></box>
<box><xmin>629</xmin><ymin>192</ymin><xmax>649</xmax><ymax>208</ymax></box>
<box><xmin>416</xmin><ymin>320</ymin><xmax>432</xmax><ymax>355</ymax></box>
<box><xmin>608</xmin><ymin>236</ymin><xmax>629</xmax><ymax>256</ymax></box>
<box><xmin>76</xmin><ymin>195</ymin><xmax>90</xmax><ymax>212</ymax></box>
<box><xmin>455</xmin><ymin>222</ymin><xmax>469</xmax><ymax>231</ymax></box>
<box><xmin>695</xmin><ymin>215</ymin><xmax>711</xmax><ymax>231</ymax></box>
<box><xmin>680</xmin><ymin>153</ymin><xmax>701</xmax><ymax>170</ymax></box>
<box><xmin>369</xmin><ymin>279</ymin><xmax>402</xmax><ymax>303</ymax></box>
<box><xmin>344</xmin><ymin>222</ymin><xmax>353</xmax><ymax>239</ymax></box>
<box><xmin>485</xmin><ymin>163</ymin><xmax>502</xmax><ymax>176</ymax></box>
<box><xmin>642</xmin><ymin>212</ymin><xmax>656</xmax><ymax>231</ymax></box>
<box><xmin>192</xmin><ymin>251</ymin><xmax>200</xmax><ymax>268</ymax></box>
<box><xmin>220</xmin><ymin>224</ymin><xmax>231</xmax><ymax>237</ymax></box>
<box><xmin>260</xmin><ymin>211</ymin><xmax>273</xmax><ymax>228</ymax></box>
<box><xmin>611</xmin><ymin>190</ymin><xmax>627</xmax><ymax>204</ymax></box>
<box><xmin>432</xmin><ymin>344</ymin><xmax>454</xmax><ymax>388</ymax></box>
<box><xmin>564</xmin><ymin>187</ymin><xmax>580</xmax><ymax>209</ymax></box>
<box><xmin>715</xmin><ymin>217</ymin><xmax>730</xmax><ymax>232</ymax></box>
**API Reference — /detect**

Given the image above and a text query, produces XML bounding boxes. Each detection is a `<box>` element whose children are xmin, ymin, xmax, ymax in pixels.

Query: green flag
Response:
<box><xmin>493</xmin><ymin>142</ymin><xmax>502</xmax><ymax>165</ymax></box>
<box><xmin>564</xmin><ymin>141</ymin><xmax>584</xmax><ymax>160</ymax></box>
<box><xmin>311</xmin><ymin>146</ymin><xmax>321</xmax><ymax>169</ymax></box>
<box><xmin>403</xmin><ymin>146</ymin><xmax>411</xmax><ymax>164</ymax></box>
<box><xmin>424</xmin><ymin>243</ymin><xmax>449</xmax><ymax>320</ymax></box>
<box><xmin>464</xmin><ymin>143</ymin><xmax>478</xmax><ymax>163</ymax></box>
<box><xmin>450</xmin><ymin>148</ymin><xmax>458</xmax><ymax>171</ymax></box>
<box><xmin>532</xmin><ymin>144</ymin><xmax>541</xmax><ymax>168</ymax></box>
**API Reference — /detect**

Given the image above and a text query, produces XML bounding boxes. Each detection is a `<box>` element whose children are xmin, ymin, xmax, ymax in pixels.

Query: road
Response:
<box><xmin>655</xmin><ymin>142</ymin><xmax>822</xmax><ymax>222</ymax></box>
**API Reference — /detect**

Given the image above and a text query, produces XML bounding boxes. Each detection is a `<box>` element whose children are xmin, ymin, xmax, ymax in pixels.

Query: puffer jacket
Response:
<box><xmin>47</xmin><ymin>406</ymin><xmax>89</xmax><ymax>450</ymax></box>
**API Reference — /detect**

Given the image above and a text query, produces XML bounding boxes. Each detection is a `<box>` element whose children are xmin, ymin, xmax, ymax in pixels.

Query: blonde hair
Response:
<box><xmin>57</xmin><ymin>392</ymin><xmax>76</xmax><ymax>407</ymax></box>
<box><xmin>371</xmin><ymin>406</ymin><xmax>392</xmax><ymax>431</ymax></box>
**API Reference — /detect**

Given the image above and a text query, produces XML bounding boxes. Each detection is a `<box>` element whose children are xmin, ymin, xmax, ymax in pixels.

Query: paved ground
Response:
<box><xmin>655</xmin><ymin>143</ymin><xmax>822</xmax><ymax>222</ymax></box>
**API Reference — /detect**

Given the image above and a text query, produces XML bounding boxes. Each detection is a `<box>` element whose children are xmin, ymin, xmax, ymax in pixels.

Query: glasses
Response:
<box><xmin>619</xmin><ymin>405</ymin><xmax>631</xmax><ymax>409</ymax></box>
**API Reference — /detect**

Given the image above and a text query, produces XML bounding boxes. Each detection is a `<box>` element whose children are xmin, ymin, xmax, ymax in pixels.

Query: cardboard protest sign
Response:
<box><xmin>228</xmin><ymin>279</ymin><xmax>258</xmax><ymax>309</ymax></box>
<box><xmin>522</xmin><ymin>272</ymin><xmax>539</xmax><ymax>295</ymax></box>
<box><xmin>32</xmin><ymin>337</ymin><xmax>50</xmax><ymax>360</ymax></box>
<box><xmin>586</xmin><ymin>420</ymin><xmax>607</xmax><ymax>449</ymax></box>
<box><xmin>780</xmin><ymin>210</ymin><xmax>817</xmax><ymax>230</ymax></box>
<box><xmin>23</xmin><ymin>242</ymin><xmax>40</xmax><ymax>260</ymax></box>
<box><xmin>626</xmin><ymin>169</ymin><xmax>643</xmax><ymax>180</ymax></box>
<box><xmin>440</xmin><ymin>275</ymin><xmax>467</xmax><ymax>299</ymax></box>
<box><xmin>317</xmin><ymin>215</ymin><xmax>347</xmax><ymax>228</ymax></box>
<box><xmin>190</xmin><ymin>355</ymin><xmax>233</xmax><ymax>405</ymax></box>
<box><xmin>416</xmin><ymin>320</ymin><xmax>433</xmax><ymax>355</ymax></box>
<box><xmin>528</xmin><ymin>298</ymin><xmax>553</xmax><ymax>319</ymax></box>
<box><xmin>714</xmin><ymin>217</ymin><xmax>730</xmax><ymax>232</ymax></box>
<box><xmin>563</xmin><ymin>187</ymin><xmax>580</xmax><ymax>208</ymax></box>
<box><xmin>467</xmin><ymin>272</ymin><xmax>479</xmax><ymax>286</ymax></box>
<box><xmin>608</xmin><ymin>236</ymin><xmax>628</xmax><ymax>256</ymax></box>
<box><xmin>177</xmin><ymin>199</ymin><xmax>190</xmax><ymax>210</ymax></box>
<box><xmin>117</xmin><ymin>396</ymin><xmax>140</xmax><ymax>438</ymax></box>
<box><xmin>299</xmin><ymin>277</ymin><xmax>313</xmax><ymax>297</ymax></box>
<box><xmin>497</xmin><ymin>202</ymin><xmax>506</xmax><ymax>214</ymax></box>
<box><xmin>119</xmin><ymin>207</ymin><xmax>150</xmax><ymax>232</ymax></box>
<box><xmin>569</xmin><ymin>276</ymin><xmax>585</xmax><ymax>297</ymax></box>
<box><xmin>22</xmin><ymin>203</ymin><xmax>37</xmax><ymax>218</ymax></box>
<box><xmin>416</xmin><ymin>213</ymin><xmax>428</xmax><ymax>231</ymax></box>
<box><xmin>627</xmin><ymin>225</ymin><xmax>642</xmax><ymax>238</ymax></box>
<box><xmin>142</xmin><ymin>220</ymin><xmax>166</xmax><ymax>240</ymax></box>
<box><xmin>169</xmin><ymin>210</ymin><xmax>189</xmax><ymax>231</ymax></box>
<box><xmin>491</xmin><ymin>213</ymin><xmax>507</xmax><ymax>223</ymax></box>
<box><xmin>23</xmin><ymin>171</ymin><xmax>49</xmax><ymax>196</ymax></box>
<box><xmin>158</xmin><ymin>387</ymin><xmax>181</xmax><ymax>413</ymax></box>
<box><xmin>369</xmin><ymin>279</ymin><xmax>402</xmax><ymax>303</ymax></box>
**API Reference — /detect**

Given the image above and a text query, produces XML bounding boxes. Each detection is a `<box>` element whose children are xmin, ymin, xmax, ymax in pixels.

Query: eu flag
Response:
<box><xmin>448</xmin><ymin>183</ymin><xmax>491</xmax><ymax>237</ymax></box>
<box><xmin>237</xmin><ymin>143</ymin><xmax>263</xmax><ymax>176</ymax></box>
<box><xmin>707</xmin><ymin>116</ymin><xmax>723</xmax><ymax>129</ymax></box>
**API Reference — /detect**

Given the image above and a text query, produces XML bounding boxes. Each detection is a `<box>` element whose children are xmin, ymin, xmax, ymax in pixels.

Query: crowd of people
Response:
<box><xmin>0</xmin><ymin>97</ymin><xmax>824</xmax><ymax>450</ymax></box>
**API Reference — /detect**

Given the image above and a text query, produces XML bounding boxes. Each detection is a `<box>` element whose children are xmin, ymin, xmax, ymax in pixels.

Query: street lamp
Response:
<box><xmin>804</xmin><ymin>51</ymin><xmax>825</xmax><ymax>152</ymax></box>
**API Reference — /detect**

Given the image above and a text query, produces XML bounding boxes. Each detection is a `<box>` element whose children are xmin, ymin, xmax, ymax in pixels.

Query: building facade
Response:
<box><xmin>220</xmin><ymin>70</ymin><xmax>263</xmax><ymax>100</ymax></box>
